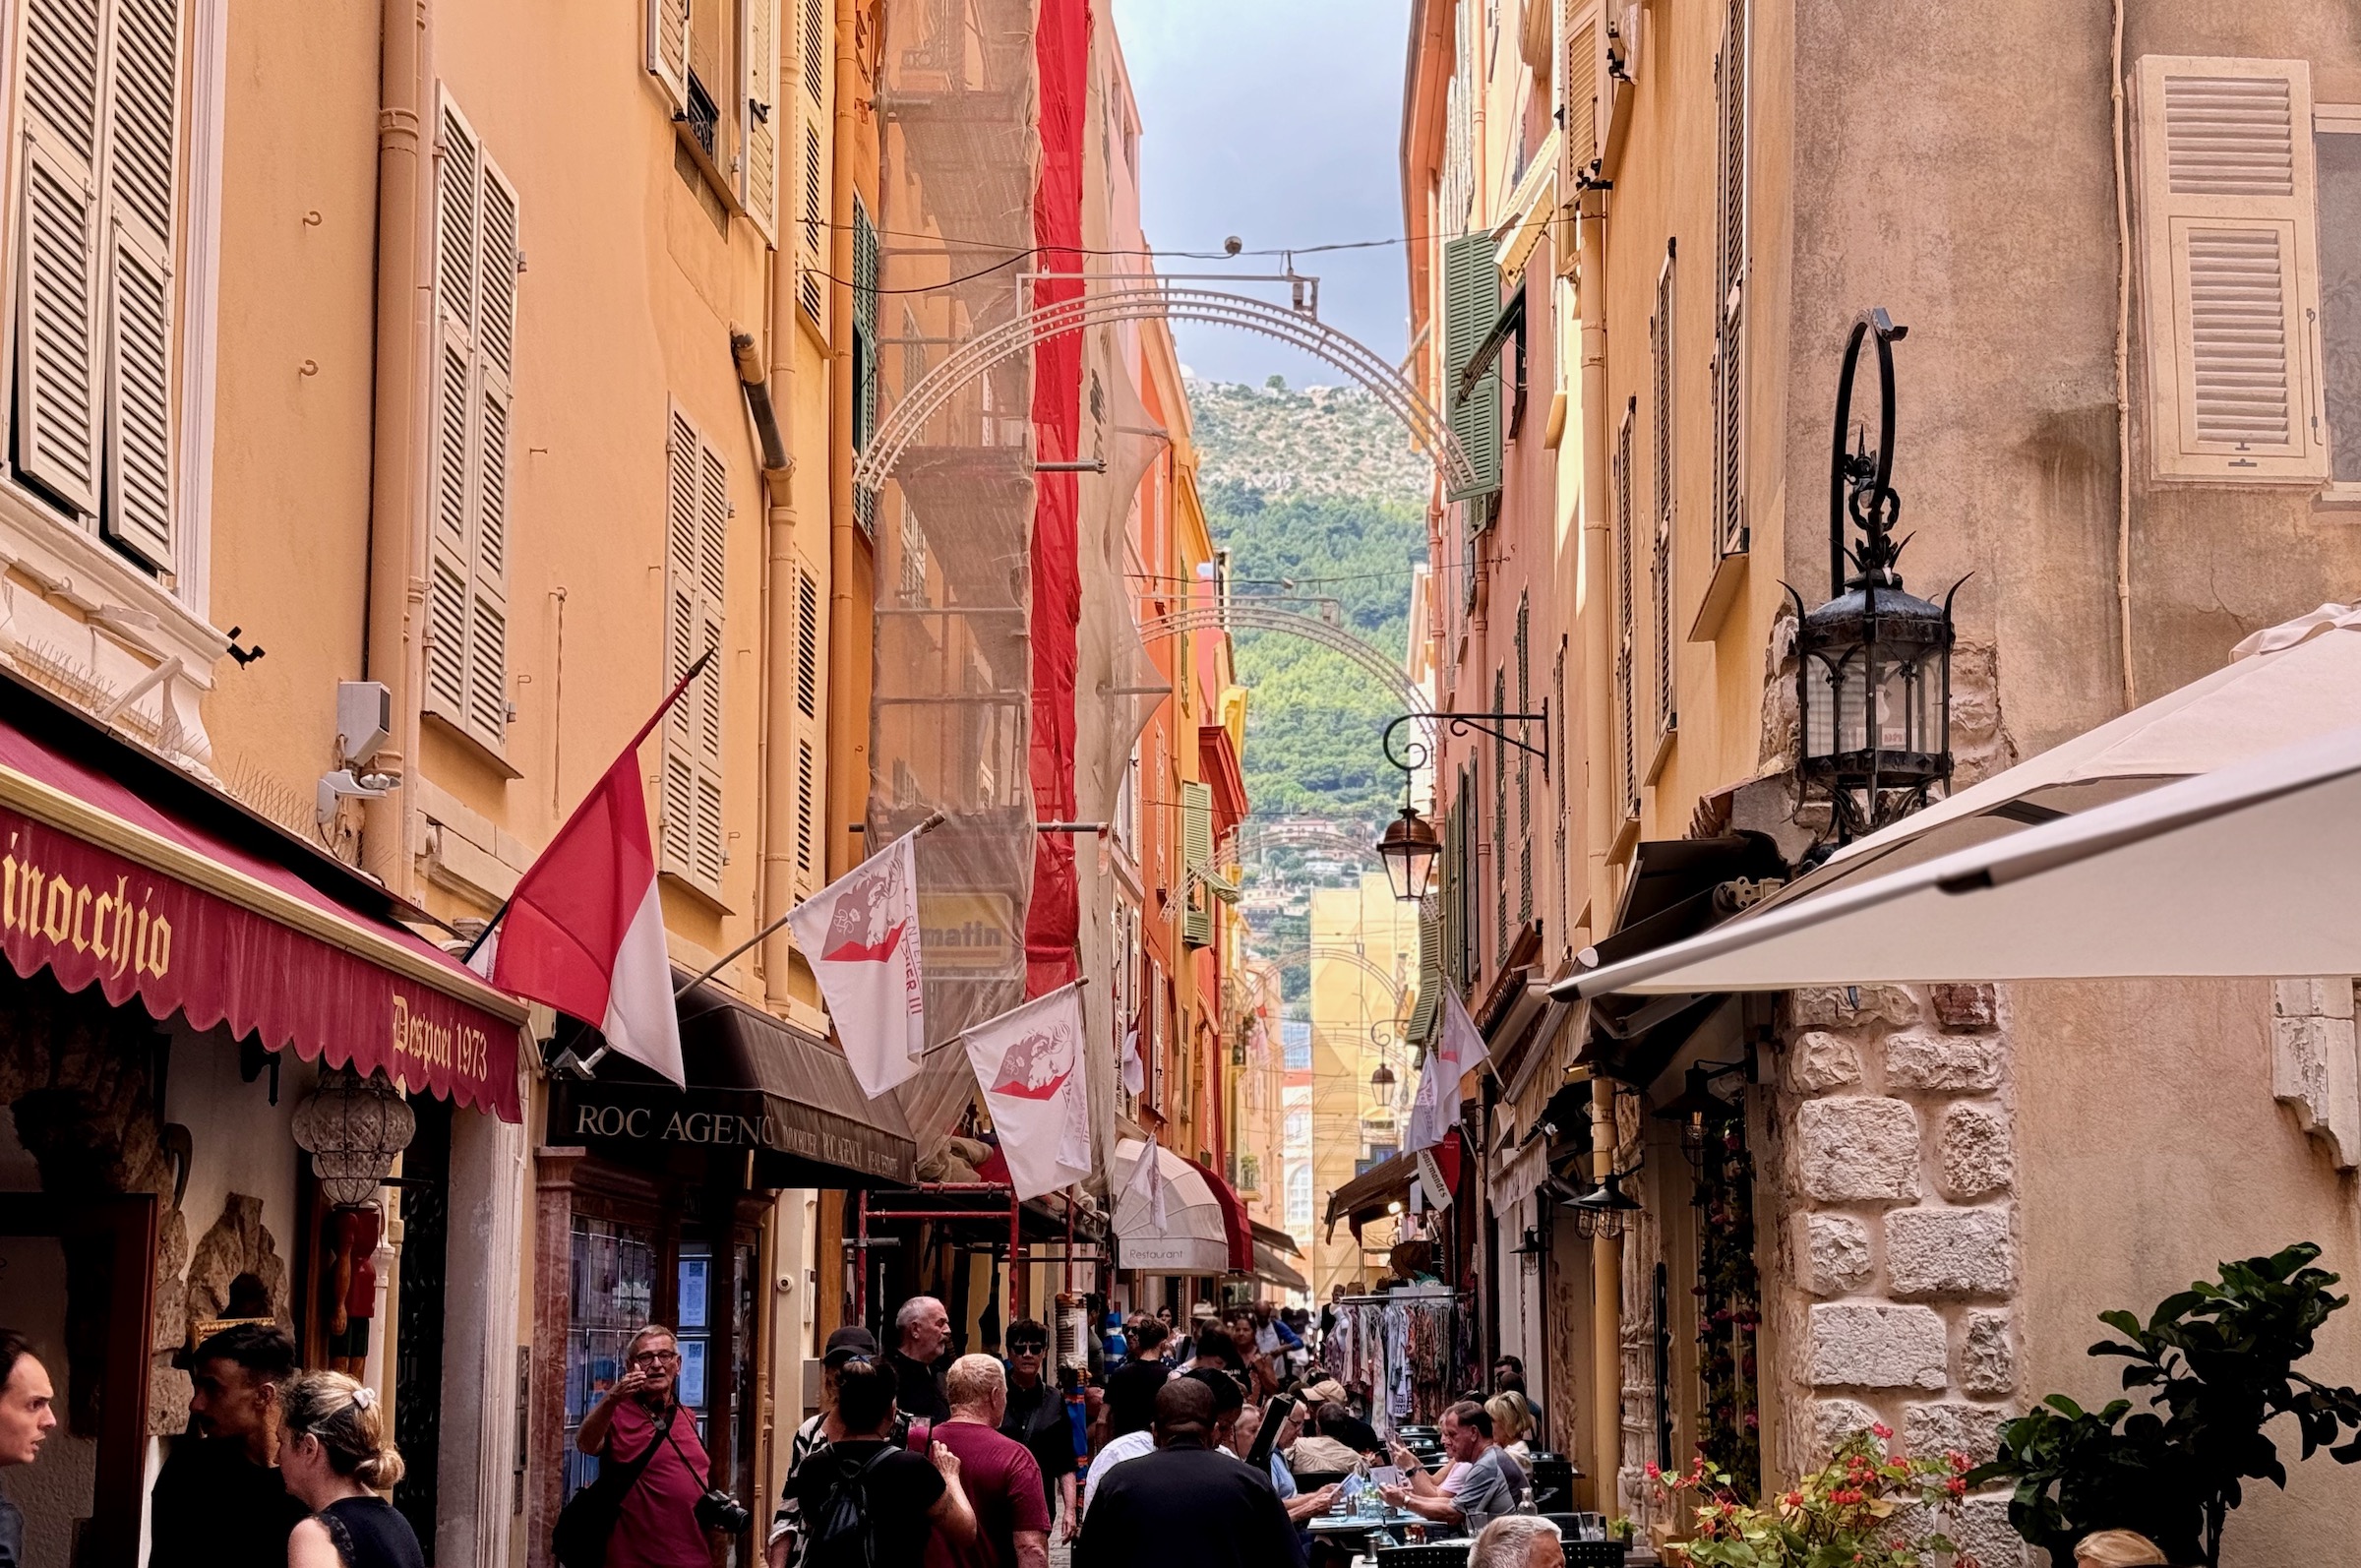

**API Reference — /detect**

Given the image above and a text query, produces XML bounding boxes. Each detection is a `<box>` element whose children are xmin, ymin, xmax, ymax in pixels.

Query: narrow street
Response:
<box><xmin>0</xmin><ymin>1</ymin><xmax>2353</xmax><ymax>1567</ymax></box>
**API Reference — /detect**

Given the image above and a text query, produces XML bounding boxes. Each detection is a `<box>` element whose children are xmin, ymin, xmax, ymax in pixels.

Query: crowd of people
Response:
<box><xmin>765</xmin><ymin>1295</ymin><xmax>1555</xmax><ymax>1568</ymax></box>
<box><xmin>0</xmin><ymin>1323</ymin><xmax>422</xmax><ymax>1568</ymax></box>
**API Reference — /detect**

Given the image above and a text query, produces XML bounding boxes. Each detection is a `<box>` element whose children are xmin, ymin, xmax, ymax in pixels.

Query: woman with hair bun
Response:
<box><xmin>279</xmin><ymin>1371</ymin><xmax>424</xmax><ymax>1568</ymax></box>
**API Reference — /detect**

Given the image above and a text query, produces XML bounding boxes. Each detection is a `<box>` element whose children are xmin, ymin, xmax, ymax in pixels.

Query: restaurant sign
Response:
<box><xmin>0</xmin><ymin>805</ymin><xmax>521</xmax><ymax>1119</ymax></box>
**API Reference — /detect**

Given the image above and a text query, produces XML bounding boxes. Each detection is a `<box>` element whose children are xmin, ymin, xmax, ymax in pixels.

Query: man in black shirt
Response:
<box><xmin>151</xmin><ymin>1323</ymin><xmax>310</xmax><ymax>1568</ymax></box>
<box><xmin>782</xmin><ymin>1357</ymin><xmax>975</xmax><ymax>1567</ymax></box>
<box><xmin>1075</xmin><ymin>1376</ymin><xmax>1302</xmax><ymax>1568</ymax></box>
<box><xmin>1102</xmin><ymin>1317</ymin><xmax>1171</xmax><ymax>1438</ymax></box>
<box><xmin>889</xmin><ymin>1295</ymin><xmax>952</xmax><ymax>1422</ymax></box>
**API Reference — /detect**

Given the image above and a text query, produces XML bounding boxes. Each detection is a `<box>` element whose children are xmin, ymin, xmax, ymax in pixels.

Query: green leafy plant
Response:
<box><xmin>1655</xmin><ymin>1431</ymin><xmax>1974</xmax><ymax>1568</ymax></box>
<box><xmin>1967</xmin><ymin>1242</ymin><xmax>2361</xmax><ymax>1566</ymax></box>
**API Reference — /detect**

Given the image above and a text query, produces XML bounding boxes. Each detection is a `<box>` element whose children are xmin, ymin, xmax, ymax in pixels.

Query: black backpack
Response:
<box><xmin>804</xmin><ymin>1445</ymin><xmax>899</xmax><ymax>1568</ymax></box>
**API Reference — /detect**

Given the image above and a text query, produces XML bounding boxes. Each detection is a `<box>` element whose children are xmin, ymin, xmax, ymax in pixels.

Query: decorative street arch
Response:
<box><xmin>852</xmin><ymin>280</ymin><xmax>1478</xmax><ymax>497</ymax></box>
<box><xmin>1133</xmin><ymin>602</ymin><xmax>1431</xmax><ymax>726</ymax></box>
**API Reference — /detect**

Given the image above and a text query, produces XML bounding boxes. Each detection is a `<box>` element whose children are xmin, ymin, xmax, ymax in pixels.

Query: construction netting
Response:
<box><xmin>867</xmin><ymin>0</ymin><xmax>1153</xmax><ymax>1174</ymax></box>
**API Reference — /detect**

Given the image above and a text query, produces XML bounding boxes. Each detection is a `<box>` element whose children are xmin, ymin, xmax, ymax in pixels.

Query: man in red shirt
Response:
<box><xmin>929</xmin><ymin>1355</ymin><xmax>1051</xmax><ymax>1568</ymax></box>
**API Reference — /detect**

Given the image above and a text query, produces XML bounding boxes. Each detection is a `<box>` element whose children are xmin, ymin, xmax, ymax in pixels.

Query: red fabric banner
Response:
<box><xmin>1022</xmin><ymin>0</ymin><xmax>1090</xmax><ymax>997</ymax></box>
<box><xmin>0</xmin><ymin>720</ymin><xmax>522</xmax><ymax>1119</ymax></box>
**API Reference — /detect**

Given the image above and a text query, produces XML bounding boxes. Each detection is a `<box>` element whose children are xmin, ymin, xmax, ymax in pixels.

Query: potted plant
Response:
<box><xmin>1655</xmin><ymin>1427</ymin><xmax>1977</xmax><ymax>1566</ymax></box>
<box><xmin>1968</xmin><ymin>1242</ymin><xmax>2361</xmax><ymax>1567</ymax></box>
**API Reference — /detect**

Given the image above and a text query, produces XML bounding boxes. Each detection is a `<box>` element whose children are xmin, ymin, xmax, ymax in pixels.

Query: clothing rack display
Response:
<box><xmin>1320</xmin><ymin>1288</ymin><xmax>1466</xmax><ymax>1433</ymax></box>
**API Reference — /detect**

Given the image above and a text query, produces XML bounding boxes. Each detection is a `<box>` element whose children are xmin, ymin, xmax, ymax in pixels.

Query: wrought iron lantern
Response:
<box><xmin>291</xmin><ymin>1065</ymin><xmax>416</xmax><ymax>1209</ymax></box>
<box><xmin>1792</xmin><ymin>310</ymin><xmax>1959</xmax><ymax>847</ymax></box>
<box><xmin>1376</xmin><ymin>803</ymin><xmax>1442</xmax><ymax>904</ymax></box>
<box><xmin>1570</xmin><ymin>1165</ymin><xmax>1643</xmax><ymax>1240</ymax></box>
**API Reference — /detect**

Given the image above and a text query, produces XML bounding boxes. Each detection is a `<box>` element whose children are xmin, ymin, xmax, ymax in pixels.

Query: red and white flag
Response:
<box><xmin>787</xmin><ymin>826</ymin><xmax>927</xmax><ymax>1098</ymax></box>
<box><xmin>961</xmin><ymin>982</ymin><xmax>1092</xmax><ymax>1200</ymax></box>
<box><xmin>1407</xmin><ymin>984</ymin><xmax>1487</xmax><ymax>1152</ymax></box>
<box><xmin>469</xmin><ymin>751</ymin><xmax>683</xmax><ymax>1085</ymax></box>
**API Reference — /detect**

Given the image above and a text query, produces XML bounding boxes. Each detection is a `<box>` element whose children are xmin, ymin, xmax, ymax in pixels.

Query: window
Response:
<box><xmin>1282</xmin><ymin>1020</ymin><xmax>1312</xmax><ymax>1071</ymax></box>
<box><xmin>2136</xmin><ymin>57</ymin><xmax>2330</xmax><ymax>482</ymax></box>
<box><xmin>14</xmin><ymin>0</ymin><xmax>187</xmax><ymax>571</ymax></box>
<box><xmin>2319</xmin><ymin>117</ymin><xmax>2361</xmax><ymax>485</ymax></box>
<box><xmin>1287</xmin><ymin>1164</ymin><xmax>1313</xmax><ymax>1233</ymax></box>
<box><xmin>1651</xmin><ymin>250</ymin><xmax>1677</xmax><ymax>750</ymax></box>
<box><xmin>423</xmin><ymin>95</ymin><xmax>518</xmax><ymax>757</ymax></box>
<box><xmin>1285</xmin><ymin>1109</ymin><xmax>1311</xmax><ymax>1145</ymax></box>
<box><xmin>562</xmin><ymin>1216</ymin><xmax>655</xmax><ymax>1499</ymax></box>
<box><xmin>661</xmin><ymin>403</ymin><xmax>729</xmax><ymax>897</ymax></box>
<box><xmin>1551</xmin><ymin>640</ymin><xmax>1570</xmax><ymax>946</ymax></box>
<box><xmin>1712</xmin><ymin>0</ymin><xmax>1748</xmax><ymax>556</ymax></box>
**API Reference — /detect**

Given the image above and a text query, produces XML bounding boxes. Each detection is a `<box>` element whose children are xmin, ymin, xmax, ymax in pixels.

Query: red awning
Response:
<box><xmin>1182</xmin><ymin>1152</ymin><xmax>1255</xmax><ymax>1274</ymax></box>
<box><xmin>0</xmin><ymin>701</ymin><xmax>524</xmax><ymax>1119</ymax></box>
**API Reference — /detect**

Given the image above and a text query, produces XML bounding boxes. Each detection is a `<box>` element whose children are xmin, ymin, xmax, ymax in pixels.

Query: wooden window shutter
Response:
<box><xmin>1651</xmin><ymin>253</ymin><xmax>1676</xmax><ymax>746</ymax></box>
<box><xmin>1181</xmin><ymin>779</ymin><xmax>1213</xmax><ymax>949</ymax></box>
<box><xmin>1514</xmin><ymin>595</ymin><xmax>1532</xmax><ymax>929</ymax></box>
<box><xmin>17</xmin><ymin>0</ymin><xmax>107</xmax><ymax>515</ymax></box>
<box><xmin>660</xmin><ymin>405</ymin><xmax>728</xmax><ymax>895</ymax></box>
<box><xmin>1407</xmin><ymin>901</ymin><xmax>1443</xmax><ymax>1045</ymax></box>
<box><xmin>2136</xmin><ymin>56</ymin><xmax>2328</xmax><ymax>481</ymax></box>
<box><xmin>794</xmin><ymin>738</ymin><xmax>817</xmax><ymax>894</ymax></box>
<box><xmin>799</xmin><ymin>123</ymin><xmax>826</xmax><ymax>328</ymax></box>
<box><xmin>1443</xmin><ymin>233</ymin><xmax>1502</xmax><ymax>500</ymax></box>
<box><xmin>98</xmin><ymin>0</ymin><xmax>181</xmax><ymax>571</ymax></box>
<box><xmin>425</xmin><ymin>96</ymin><xmax>515</xmax><ymax>755</ymax></box>
<box><xmin>1613</xmin><ymin>399</ymin><xmax>1637</xmax><ymax>818</ymax></box>
<box><xmin>795</xmin><ymin>563</ymin><xmax>820</xmax><ymax>719</ymax></box>
<box><xmin>1560</xmin><ymin>3</ymin><xmax>1600</xmax><ymax>192</ymax></box>
<box><xmin>802</xmin><ymin>0</ymin><xmax>825</xmax><ymax>105</ymax></box>
<box><xmin>740</xmin><ymin>0</ymin><xmax>779</xmax><ymax>244</ymax></box>
<box><xmin>1711</xmin><ymin>0</ymin><xmax>1747</xmax><ymax>557</ymax></box>
<box><xmin>645</xmin><ymin>0</ymin><xmax>689</xmax><ymax>111</ymax></box>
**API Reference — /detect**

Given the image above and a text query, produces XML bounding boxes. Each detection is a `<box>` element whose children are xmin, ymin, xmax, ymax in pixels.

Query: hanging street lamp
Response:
<box><xmin>1790</xmin><ymin>309</ymin><xmax>1960</xmax><ymax>850</ymax></box>
<box><xmin>1569</xmin><ymin>1164</ymin><xmax>1643</xmax><ymax>1240</ymax></box>
<box><xmin>1376</xmin><ymin>802</ymin><xmax>1443</xmax><ymax>903</ymax></box>
<box><xmin>1376</xmin><ymin>706</ymin><xmax>1548</xmax><ymax>902</ymax></box>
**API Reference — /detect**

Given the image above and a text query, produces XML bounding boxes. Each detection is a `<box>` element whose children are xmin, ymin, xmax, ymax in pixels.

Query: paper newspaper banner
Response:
<box><xmin>960</xmin><ymin>981</ymin><xmax>1092</xmax><ymax>1200</ymax></box>
<box><xmin>1407</xmin><ymin>984</ymin><xmax>1488</xmax><ymax>1153</ymax></box>
<box><xmin>786</xmin><ymin>824</ymin><xmax>926</xmax><ymax>1098</ymax></box>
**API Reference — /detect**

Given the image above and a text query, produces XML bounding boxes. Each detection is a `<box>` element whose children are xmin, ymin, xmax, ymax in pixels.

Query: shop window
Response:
<box><xmin>562</xmin><ymin>1215</ymin><xmax>657</xmax><ymax>1499</ymax></box>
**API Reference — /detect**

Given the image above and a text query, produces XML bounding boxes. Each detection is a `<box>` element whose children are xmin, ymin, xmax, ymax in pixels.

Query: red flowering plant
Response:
<box><xmin>1653</xmin><ymin>1424</ymin><xmax>1980</xmax><ymax>1568</ymax></box>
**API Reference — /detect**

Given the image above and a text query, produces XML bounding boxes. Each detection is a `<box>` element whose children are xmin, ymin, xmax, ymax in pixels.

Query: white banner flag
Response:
<box><xmin>961</xmin><ymin>983</ymin><xmax>1093</xmax><ymax>1200</ymax></box>
<box><xmin>786</xmin><ymin>825</ymin><xmax>926</xmax><ymax>1098</ymax></box>
<box><xmin>1407</xmin><ymin>985</ymin><xmax>1489</xmax><ymax>1152</ymax></box>
<box><xmin>1120</xmin><ymin>1020</ymin><xmax>1144</xmax><ymax>1098</ymax></box>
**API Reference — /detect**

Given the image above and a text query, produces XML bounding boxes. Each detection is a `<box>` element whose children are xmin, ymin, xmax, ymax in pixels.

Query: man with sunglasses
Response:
<box><xmin>996</xmin><ymin>1319</ymin><xmax>1078</xmax><ymax>1539</ymax></box>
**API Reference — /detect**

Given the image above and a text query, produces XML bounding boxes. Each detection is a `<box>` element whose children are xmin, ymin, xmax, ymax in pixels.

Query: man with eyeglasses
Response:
<box><xmin>996</xmin><ymin>1319</ymin><xmax>1078</xmax><ymax>1539</ymax></box>
<box><xmin>576</xmin><ymin>1324</ymin><xmax>711</xmax><ymax>1567</ymax></box>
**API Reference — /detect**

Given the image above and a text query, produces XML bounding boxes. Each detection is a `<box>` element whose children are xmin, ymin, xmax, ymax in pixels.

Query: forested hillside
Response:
<box><xmin>1188</xmin><ymin>377</ymin><xmax>1427</xmax><ymax>987</ymax></box>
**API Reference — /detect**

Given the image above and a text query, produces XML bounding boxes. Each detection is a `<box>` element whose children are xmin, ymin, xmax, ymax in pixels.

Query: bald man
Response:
<box><xmin>1073</xmin><ymin>1378</ymin><xmax>1302</xmax><ymax>1568</ymax></box>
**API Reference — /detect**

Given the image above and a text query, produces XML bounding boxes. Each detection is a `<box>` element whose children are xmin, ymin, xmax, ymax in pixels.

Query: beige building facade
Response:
<box><xmin>1406</xmin><ymin>0</ymin><xmax>2361</xmax><ymax>1559</ymax></box>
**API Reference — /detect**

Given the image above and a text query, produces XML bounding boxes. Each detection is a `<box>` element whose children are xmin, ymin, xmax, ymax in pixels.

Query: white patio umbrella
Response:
<box><xmin>1565</xmin><ymin>721</ymin><xmax>2361</xmax><ymax>996</ymax></box>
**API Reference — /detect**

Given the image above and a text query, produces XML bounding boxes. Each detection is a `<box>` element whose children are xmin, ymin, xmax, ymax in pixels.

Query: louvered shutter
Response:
<box><xmin>852</xmin><ymin>200</ymin><xmax>879</xmax><ymax>533</ymax></box>
<box><xmin>645</xmin><ymin>0</ymin><xmax>689</xmax><ymax>110</ymax></box>
<box><xmin>1711</xmin><ymin>0</ymin><xmax>1746</xmax><ymax>556</ymax></box>
<box><xmin>799</xmin><ymin>124</ymin><xmax>825</xmax><ymax>328</ymax></box>
<box><xmin>1613</xmin><ymin>401</ymin><xmax>1637</xmax><ymax>818</ymax></box>
<box><xmin>1181</xmin><ymin>779</ymin><xmax>1213</xmax><ymax>948</ymax></box>
<box><xmin>2136</xmin><ymin>56</ymin><xmax>2328</xmax><ymax>481</ymax></box>
<box><xmin>1443</xmin><ymin>233</ymin><xmax>1502</xmax><ymax>501</ymax></box>
<box><xmin>98</xmin><ymin>0</ymin><xmax>180</xmax><ymax>569</ymax></box>
<box><xmin>1407</xmin><ymin>899</ymin><xmax>1443</xmax><ymax>1045</ymax></box>
<box><xmin>659</xmin><ymin>406</ymin><xmax>729</xmax><ymax>896</ymax></box>
<box><xmin>793</xmin><ymin>562</ymin><xmax>820</xmax><ymax>890</ymax></box>
<box><xmin>18</xmin><ymin>0</ymin><xmax>106</xmax><ymax>515</ymax></box>
<box><xmin>424</xmin><ymin>98</ymin><xmax>515</xmax><ymax>755</ymax></box>
<box><xmin>741</xmin><ymin>0</ymin><xmax>779</xmax><ymax>244</ymax></box>
<box><xmin>803</xmin><ymin>0</ymin><xmax>825</xmax><ymax>104</ymax></box>
<box><xmin>1560</xmin><ymin>3</ymin><xmax>1599</xmax><ymax>191</ymax></box>
<box><xmin>1651</xmin><ymin>255</ymin><xmax>1675</xmax><ymax>745</ymax></box>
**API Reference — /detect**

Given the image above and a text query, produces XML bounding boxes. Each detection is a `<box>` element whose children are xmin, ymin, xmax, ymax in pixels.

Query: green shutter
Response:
<box><xmin>1407</xmin><ymin>901</ymin><xmax>1444</xmax><ymax>1046</ymax></box>
<box><xmin>1443</xmin><ymin>233</ymin><xmax>1502</xmax><ymax>501</ymax></box>
<box><xmin>1182</xmin><ymin>780</ymin><xmax>1214</xmax><ymax>947</ymax></box>
<box><xmin>852</xmin><ymin>199</ymin><xmax>879</xmax><ymax>534</ymax></box>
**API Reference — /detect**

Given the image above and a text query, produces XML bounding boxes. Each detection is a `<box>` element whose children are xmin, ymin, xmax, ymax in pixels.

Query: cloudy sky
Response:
<box><xmin>1108</xmin><ymin>0</ymin><xmax>1416</xmax><ymax>388</ymax></box>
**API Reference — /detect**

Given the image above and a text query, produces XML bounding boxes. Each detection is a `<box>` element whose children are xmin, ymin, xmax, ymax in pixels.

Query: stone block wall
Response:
<box><xmin>1766</xmin><ymin>981</ymin><xmax>2026</xmax><ymax>1567</ymax></box>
